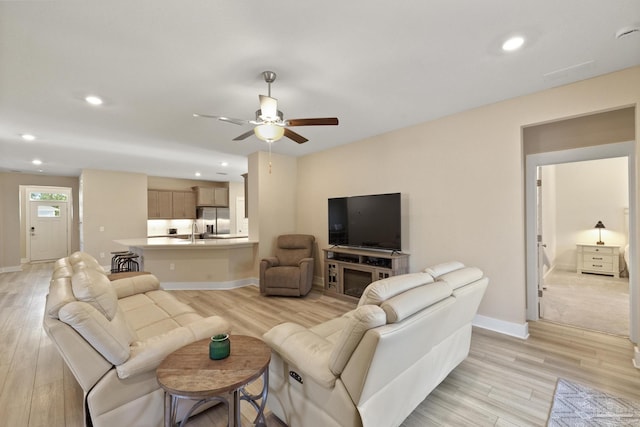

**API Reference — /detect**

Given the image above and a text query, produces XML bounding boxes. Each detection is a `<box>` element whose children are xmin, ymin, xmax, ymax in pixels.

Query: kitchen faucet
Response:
<box><xmin>191</xmin><ymin>221</ymin><xmax>199</xmax><ymax>243</ymax></box>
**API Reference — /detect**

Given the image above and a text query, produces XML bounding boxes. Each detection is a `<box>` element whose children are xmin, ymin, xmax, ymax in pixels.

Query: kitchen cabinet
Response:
<box><xmin>172</xmin><ymin>191</ymin><xmax>196</xmax><ymax>219</ymax></box>
<box><xmin>148</xmin><ymin>190</ymin><xmax>195</xmax><ymax>219</ymax></box>
<box><xmin>194</xmin><ymin>186</ymin><xmax>229</xmax><ymax>207</ymax></box>
<box><xmin>148</xmin><ymin>190</ymin><xmax>173</xmax><ymax>219</ymax></box>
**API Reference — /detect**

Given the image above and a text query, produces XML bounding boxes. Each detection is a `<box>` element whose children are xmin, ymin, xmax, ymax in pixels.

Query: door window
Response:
<box><xmin>37</xmin><ymin>205</ymin><xmax>61</xmax><ymax>217</ymax></box>
<box><xmin>29</xmin><ymin>192</ymin><xmax>68</xmax><ymax>201</ymax></box>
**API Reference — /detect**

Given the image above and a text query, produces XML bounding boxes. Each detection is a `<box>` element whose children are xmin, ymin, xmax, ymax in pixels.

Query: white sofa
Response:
<box><xmin>43</xmin><ymin>252</ymin><xmax>230</xmax><ymax>427</ymax></box>
<box><xmin>263</xmin><ymin>261</ymin><xmax>488</xmax><ymax>427</ymax></box>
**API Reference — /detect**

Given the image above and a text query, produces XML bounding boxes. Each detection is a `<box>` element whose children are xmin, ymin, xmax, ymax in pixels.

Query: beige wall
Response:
<box><xmin>248</xmin><ymin>151</ymin><xmax>298</xmax><ymax>261</ymax></box>
<box><xmin>523</xmin><ymin>107</ymin><xmax>635</xmax><ymax>155</ymax></box>
<box><xmin>0</xmin><ymin>172</ymin><xmax>80</xmax><ymax>270</ymax></box>
<box><xmin>296</xmin><ymin>66</ymin><xmax>640</xmax><ymax>326</ymax></box>
<box><xmin>551</xmin><ymin>158</ymin><xmax>629</xmax><ymax>270</ymax></box>
<box><xmin>80</xmin><ymin>169</ymin><xmax>147</xmax><ymax>263</ymax></box>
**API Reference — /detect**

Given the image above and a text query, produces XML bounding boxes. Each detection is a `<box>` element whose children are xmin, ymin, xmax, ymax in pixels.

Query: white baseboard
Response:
<box><xmin>161</xmin><ymin>277</ymin><xmax>258</xmax><ymax>291</ymax></box>
<box><xmin>0</xmin><ymin>265</ymin><xmax>23</xmax><ymax>274</ymax></box>
<box><xmin>633</xmin><ymin>346</ymin><xmax>640</xmax><ymax>370</ymax></box>
<box><xmin>473</xmin><ymin>314</ymin><xmax>530</xmax><ymax>340</ymax></box>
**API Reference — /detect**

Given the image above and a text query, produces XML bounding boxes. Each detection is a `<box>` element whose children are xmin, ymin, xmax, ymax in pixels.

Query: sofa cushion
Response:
<box><xmin>111</xmin><ymin>274</ymin><xmax>160</xmax><ymax>299</ymax></box>
<box><xmin>118</xmin><ymin>290</ymin><xmax>202</xmax><ymax>341</ymax></box>
<box><xmin>116</xmin><ymin>315</ymin><xmax>230</xmax><ymax>379</ymax></box>
<box><xmin>275</xmin><ymin>234</ymin><xmax>314</xmax><ymax>266</ymax></box>
<box><xmin>58</xmin><ymin>302</ymin><xmax>133</xmax><ymax>365</ymax></box>
<box><xmin>46</xmin><ymin>277</ymin><xmax>76</xmax><ymax>319</ymax></box>
<box><xmin>264</xmin><ymin>266</ymin><xmax>301</xmax><ymax>289</ymax></box>
<box><xmin>329</xmin><ymin>305</ymin><xmax>386</xmax><ymax>375</ymax></box>
<box><xmin>69</xmin><ymin>251</ymin><xmax>106</xmax><ymax>273</ymax></box>
<box><xmin>380</xmin><ymin>281</ymin><xmax>453</xmax><ymax>323</ymax></box>
<box><xmin>358</xmin><ymin>272</ymin><xmax>434</xmax><ymax>306</ymax></box>
<box><xmin>72</xmin><ymin>269</ymin><xmax>119</xmax><ymax>321</ymax></box>
<box><xmin>438</xmin><ymin>267</ymin><xmax>484</xmax><ymax>290</ymax></box>
<box><xmin>423</xmin><ymin>261</ymin><xmax>465</xmax><ymax>279</ymax></box>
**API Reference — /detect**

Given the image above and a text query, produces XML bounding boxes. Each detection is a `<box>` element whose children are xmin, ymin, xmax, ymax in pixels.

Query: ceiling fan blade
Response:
<box><xmin>193</xmin><ymin>113</ymin><xmax>247</xmax><ymax>126</ymax></box>
<box><xmin>259</xmin><ymin>95</ymin><xmax>278</xmax><ymax>120</ymax></box>
<box><xmin>232</xmin><ymin>130</ymin><xmax>255</xmax><ymax>141</ymax></box>
<box><xmin>286</xmin><ymin>117</ymin><xmax>339</xmax><ymax>126</ymax></box>
<box><xmin>284</xmin><ymin>128</ymin><xmax>308</xmax><ymax>144</ymax></box>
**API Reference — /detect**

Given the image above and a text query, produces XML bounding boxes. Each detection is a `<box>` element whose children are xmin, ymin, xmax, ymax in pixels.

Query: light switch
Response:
<box><xmin>99</xmin><ymin>226</ymin><xmax>105</xmax><ymax>232</ymax></box>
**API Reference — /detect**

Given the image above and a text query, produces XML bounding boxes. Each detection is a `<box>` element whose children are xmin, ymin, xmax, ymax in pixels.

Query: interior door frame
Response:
<box><xmin>525</xmin><ymin>140</ymin><xmax>637</xmax><ymax>343</ymax></box>
<box><xmin>23</xmin><ymin>185</ymin><xmax>73</xmax><ymax>262</ymax></box>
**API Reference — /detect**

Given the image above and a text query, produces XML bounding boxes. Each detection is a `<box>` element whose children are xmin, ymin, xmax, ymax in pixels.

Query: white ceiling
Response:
<box><xmin>1</xmin><ymin>1</ymin><xmax>639</xmax><ymax>182</ymax></box>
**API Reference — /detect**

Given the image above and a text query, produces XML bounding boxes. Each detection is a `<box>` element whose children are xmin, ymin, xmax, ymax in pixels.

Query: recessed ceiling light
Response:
<box><xmin>502</xmin><ymin>36</ymin><xmax>525</xmax><ymax>52</ymax></box>
<box><xmin>85</xmin><ymin>95</ymin><xmax>104</xmax><ymax>106</ymax></box>
<box><xmin>21</xmin><ymin>134</ymin><xmax>36</xmax><ymax>141</ymax></box>
<box><xmin>195</xmin><ymin>172</ymin><xmax>201</xmax><ymax>177</ymax></box>
<box><xmin>221</xmin><ymin>162</ymin><xmax>229</xmax><ymax>167</ymax></box>
<box><xmin>32</xmin><ymin>159</ymin><xmax>42</xmax><ymax>165</ymax></box>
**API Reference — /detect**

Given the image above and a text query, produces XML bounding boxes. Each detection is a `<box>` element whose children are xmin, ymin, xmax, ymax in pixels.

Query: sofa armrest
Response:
<box><xmin>259</xmin><ymin>257</ymin><xmax>280</xmax><ymax>293</ymax></box>
<box><xmin>263</xmin><ymin>322</ymin><xmax>337</xmax><ymax>388</ymax></box>
<box><xmin>116</xmin><ymin>315</ymin><xmax>230</xmax><ymax>379</ymax></box>
<box><xmin>111</xmin><ymin>274</ymin><xmax>161</xmax><ymax>299</ymax></box>
<box><xmin>261</xmin><ymin>257</ymin><xmax>280</xmax><ymax>268</ymax></box>
<box><xmin>299</xmin><ymin>257</ymin><xmax>313</xmax><ymax>266</ymax></box>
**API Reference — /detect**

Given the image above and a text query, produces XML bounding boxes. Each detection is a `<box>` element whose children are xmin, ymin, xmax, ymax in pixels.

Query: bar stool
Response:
<box><xmin>110</xmin><ymin>251</ymin><xmax>130</xmax><ymax>273</ymax></box>
<box><xmin>117</xmin><ymin>253</ymin><xmax>140</xmax><ymax>272</ymax></box>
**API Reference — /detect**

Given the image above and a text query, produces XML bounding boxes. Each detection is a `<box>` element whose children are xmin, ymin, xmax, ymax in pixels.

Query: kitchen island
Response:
<box><xmin>114</xmin><ymin>237</ymin><xmax>258</xmax><ymax>289</ymax></box>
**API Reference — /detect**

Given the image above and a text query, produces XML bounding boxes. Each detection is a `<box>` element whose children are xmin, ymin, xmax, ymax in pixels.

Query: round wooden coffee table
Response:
<box><xmin>157</xmin><ymin>334</ymin><xmax>271</xmax><ymax>427</ymax></box>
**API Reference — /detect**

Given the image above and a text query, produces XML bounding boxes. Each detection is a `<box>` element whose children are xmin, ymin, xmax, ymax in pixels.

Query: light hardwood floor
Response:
<box><xmin>2</xmin><ymin>262</ymin><xmax>640</xmax><ymax>426</ymax></box>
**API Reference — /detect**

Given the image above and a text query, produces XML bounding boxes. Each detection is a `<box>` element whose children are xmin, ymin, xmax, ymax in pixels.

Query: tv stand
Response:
<box><xmin>323</xmin><ymin>247</ymin><xmax>409</xmax><ymax>301</ymax></box>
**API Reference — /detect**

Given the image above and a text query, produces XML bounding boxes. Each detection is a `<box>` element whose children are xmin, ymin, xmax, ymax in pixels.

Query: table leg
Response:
<box><xmin>239</xmin><ymin>368</ymin><xmax>269</xmax><ymax>426</ymax></box>
<box><xmin>164</xmin><ymin>392</ymin><xmax>175</xmax><ymax>427</ymax></box>
<box><xmin>228</xmin><ymin>389</ymin><xmax>240</xmax><ymax>426</ymax></box>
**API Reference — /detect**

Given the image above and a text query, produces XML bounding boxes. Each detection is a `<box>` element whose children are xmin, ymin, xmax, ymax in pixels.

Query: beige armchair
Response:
<box><xmin>260</xmin><ymin>234</ymin><xmax>315</xmax><ymax>296</ymax></box>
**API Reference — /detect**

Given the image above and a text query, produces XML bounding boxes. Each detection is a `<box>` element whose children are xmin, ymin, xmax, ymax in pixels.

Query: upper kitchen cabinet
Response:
<box><xmin>172</xmin><ymin>191</ymin><xmax>196</xmax><ymax>219</ymax></box>
<box><xmin>148</xmin><ymin>190</ymin><xmax>173</xmax><ymax>218</ymax></box>
<box><xmin>148</xmin><ymin>190</ymin><xmax>195</xmax><ymax>219</ymax></box>
<box><xmin>194</xmin><ymin>186</ymin><xmax>229</xmax><ymax>207</ymax></box>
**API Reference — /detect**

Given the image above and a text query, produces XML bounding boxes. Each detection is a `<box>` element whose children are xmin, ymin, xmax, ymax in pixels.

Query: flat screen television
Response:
<box><xmin>328</xmin><ymin>192</ymin><xmax>401</xmax><ymax>251</ymax></box>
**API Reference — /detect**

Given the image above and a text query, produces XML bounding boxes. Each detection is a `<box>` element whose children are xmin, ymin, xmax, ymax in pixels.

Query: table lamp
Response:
<box><xmin>594</xmin><ymin>221</ymin><xmax>605</xmax><ymax>245</ymax></box>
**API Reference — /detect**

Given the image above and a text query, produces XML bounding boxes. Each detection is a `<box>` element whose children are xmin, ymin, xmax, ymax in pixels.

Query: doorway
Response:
<box><xmin>525</xmin><ymin>141</ymin><xmax>637</xmax><ymax>342</ymax></box>
<box><xmin>537</xmin><ymin>158</ymin><xmax>630</xmax><ymax>336</ymax></box>
<box><xmin>24</xmin><ymin>186</ymin><xmax>72</xmax><ymax>262</ymax></box>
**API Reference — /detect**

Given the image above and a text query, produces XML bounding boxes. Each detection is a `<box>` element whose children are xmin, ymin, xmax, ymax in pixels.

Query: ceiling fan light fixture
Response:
<box><xmin>254</xmin><ymin>124</ymin><xmax>285</xmax><ymax>142</ymax></box>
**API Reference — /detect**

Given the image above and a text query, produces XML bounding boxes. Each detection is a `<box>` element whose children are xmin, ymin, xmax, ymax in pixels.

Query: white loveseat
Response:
<box><xmin>43</xmin><ymin>252</ymin><xmax>230</xmax><ymax>427</ymax></box>
<box><xmin>263</xmin><ymin>261</ymin><xmax>488</xmax><ymax>427</ymax></box>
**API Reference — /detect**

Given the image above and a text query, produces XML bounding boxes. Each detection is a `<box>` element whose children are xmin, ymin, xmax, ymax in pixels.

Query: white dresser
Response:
<box><xmin>576</xmin><ymin>243</ymin><xmax>620</xmax><ymax>278</ymax></box>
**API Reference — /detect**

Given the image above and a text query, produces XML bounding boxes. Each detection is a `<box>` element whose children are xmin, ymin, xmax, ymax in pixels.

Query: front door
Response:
<box><xmin>29</xmin><ymin>200</ymin><xmax>68</xmax><ymax>261</ymax></box>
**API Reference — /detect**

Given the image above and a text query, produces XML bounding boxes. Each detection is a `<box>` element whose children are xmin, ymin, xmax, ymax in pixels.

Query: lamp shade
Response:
<box><xmin>594</xmin><ymin>221</ymin><xmax>606</xmax><ymax>229</ymax></box>
<box><xmin>254</xmin><ymin>124</ymin><xmax>285</xmax><ymax>142</ymax></box>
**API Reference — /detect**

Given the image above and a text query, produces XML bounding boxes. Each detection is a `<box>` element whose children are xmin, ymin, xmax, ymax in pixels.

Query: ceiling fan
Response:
<box><xmin>194</xmin><ymin>71</ymin><xmax>339</xmax><ymax>144</ymax></box>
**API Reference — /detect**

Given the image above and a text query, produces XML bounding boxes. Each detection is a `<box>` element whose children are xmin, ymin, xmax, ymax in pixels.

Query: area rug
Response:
<box><xmin>548</xmin><ymin>378</ymin><xmax>640</xmax><ymax>426</ymax></box>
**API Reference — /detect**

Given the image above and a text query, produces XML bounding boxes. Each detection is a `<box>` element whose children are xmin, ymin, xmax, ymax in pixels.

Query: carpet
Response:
<box><xmin>547</xmin><ymin>378</ymin><xmax>640</xmax><ymax>426</ymax></box>
<box><xmin>542</xmin><ymin>269</ymin><xmax>629</xmax><ymax>336</ymax></box>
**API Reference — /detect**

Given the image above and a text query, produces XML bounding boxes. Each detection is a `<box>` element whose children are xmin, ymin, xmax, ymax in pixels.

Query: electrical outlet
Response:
<box><xmin>99</xmin><ymin>226</ymin><xmax>105</xmax><ymax>232</ymax></box>
<box><xmin>99</xmin><ymin>252</ymin><xmax>105</xmax><ymax>258</ymax></box>
<box><xmin>169</xmin><ymin>263</ymin><xmax>175</xmax><ymax>270</ymax></box>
